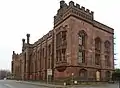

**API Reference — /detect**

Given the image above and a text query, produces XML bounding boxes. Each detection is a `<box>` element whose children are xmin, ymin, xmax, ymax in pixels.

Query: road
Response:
<box><xmin>0</xmin><ymin>80</ymin><xmax>49</xmax><ymax>88</ymax></box>
<box><xmin>0</xmin><ymin>80</ymin><xmax>119</xmax><ymax>88</ymax></box>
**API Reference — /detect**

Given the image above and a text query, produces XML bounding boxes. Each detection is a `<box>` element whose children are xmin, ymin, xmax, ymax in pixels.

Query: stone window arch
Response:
<box><xmin>95</xmin><ymin>37</ymin><xmax>101</xmax><ymax>65</ymax></box>
<box><xmin>78</xmin><ymin>30</ymin><xmax>87</xmax><ymax>63</ymax></box>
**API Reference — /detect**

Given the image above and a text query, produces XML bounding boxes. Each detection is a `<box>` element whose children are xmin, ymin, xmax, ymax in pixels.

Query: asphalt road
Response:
<box><xmin>0</xmin><ymin>80</ymin><xmax>49</xmax><ymax>88</ymax></box>
<box><xmin>0</xmin><ymin>80</ymin><xmax>119</xmax><ymax>88</ymax></box>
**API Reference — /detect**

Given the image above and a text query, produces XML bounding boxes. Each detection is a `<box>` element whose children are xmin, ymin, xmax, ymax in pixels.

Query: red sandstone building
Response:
<box><xmin>12</xmin><ymin>1</ymin><xmax>114</xmax><ymax>81</ymax></box>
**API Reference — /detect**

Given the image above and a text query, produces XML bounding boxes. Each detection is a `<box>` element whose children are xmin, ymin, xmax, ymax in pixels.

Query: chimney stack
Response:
<box><xmin>13</xmin><ymin>51</ymin><xmax>15</xmax><ymax>55</ymax></box>
<box><xmin>22</xmin><ymin>38</ymin><xmax>25</xmax><ymax>47</ymax></box>
<box><xmin>26</xmin><ymin>34</ymin><xmax>30</xmax><ymax>44</ymax></box>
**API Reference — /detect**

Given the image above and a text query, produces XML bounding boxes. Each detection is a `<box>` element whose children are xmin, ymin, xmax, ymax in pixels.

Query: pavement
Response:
<box><xmin>16</xmin><ymin>80</ymin><xmax>65</xmax><ymax>88</ymax></box>
<box><xmin>15</xmin><ymin>80</ymin><xmax>119</xmax><ymax>88</ymax></box>
<box><xmin>0</xmin><ymin>79</ymin><xmax>119</xmax><ymax>88</ymax></box>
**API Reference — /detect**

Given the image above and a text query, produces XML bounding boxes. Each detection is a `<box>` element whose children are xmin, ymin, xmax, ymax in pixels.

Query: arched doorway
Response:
<box><xmin>79</xmin><ymin>69</ymin><xmax>87</xmax><ymax>81</ymax></box>
<box><xmin>96</xmin><ymin>70</ymin><xmax>101</xmax><ymax>81</ymax></box>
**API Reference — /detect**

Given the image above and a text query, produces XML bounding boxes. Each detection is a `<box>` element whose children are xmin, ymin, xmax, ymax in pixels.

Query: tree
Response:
<box><xmin>112</xmin><ymin>68</ymin><xmax>120</xmax><ymax>81</ymax></box>
<box><xmin>0</xmin><ymin>70</ymin><xmax>11</xmax><ymax>79</ymax></box>
<box><xmin>112</xmin><ymin>68</ymin><xmax>120</xmax><ymax>88</ymax></box>
<box><xmin>115</xmin><ymin>68</ymin><xmax>120</xmax><ymax>73</ymax></box>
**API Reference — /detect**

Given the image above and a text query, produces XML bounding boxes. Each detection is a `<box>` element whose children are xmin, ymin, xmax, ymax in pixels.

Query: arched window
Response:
<box><xmin>78</xmin><ymin>30</ymin><xmax>87</xmax><ymax>63</ymax></box>
<box><xmin>95</xmin><ymin>37</ymin><xmax>101</xmax><ymax>65</ymax></box>
<box><xmin>104</xmin><ymin>40</ymin><xmax>111</xmax><ymax>66</ymax></box>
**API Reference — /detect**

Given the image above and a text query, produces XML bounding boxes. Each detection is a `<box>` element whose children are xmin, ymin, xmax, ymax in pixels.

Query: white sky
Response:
<box><xmin>0</xmin><ymin>0</ymin><xmax>119</xmax><ymax>70</ymax></box>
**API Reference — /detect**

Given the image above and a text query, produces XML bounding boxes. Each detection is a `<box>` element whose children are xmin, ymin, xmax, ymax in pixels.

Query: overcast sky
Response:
<box><xmin>0</xmin><ymin>0</ymin><xmax>119</xmax><ymax>70</ymax></box>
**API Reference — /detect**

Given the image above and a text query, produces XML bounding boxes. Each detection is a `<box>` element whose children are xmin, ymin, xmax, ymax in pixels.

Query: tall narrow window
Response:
<box><xmin>48</xmin><ymin>44</ymin><xmax>51</xmax><ymax>56</ymax></box>
<box><xmin>62</xmin><ymin>49</ymin><xmax>66</xmax><ymax>61</ymax></box>
<box><xmin>62</xmin><ymin>31</ymin><xmax>66</xmax><ymax>41</ymax></box>
<box><xmin>43</xmin><ymin>48</ymin><xmax>44</xmax><ymax>58</ymax></box>
<box><xmin>78</xmin><ymin>30</ymin><xmax>86</xmax><ymax>63</ymax></box>
<box><xmin>95</xmin><ymin>37</ymin><xmax>101</xmax><ymax>65</ymax></box>
<box><xmin>59</xmin><ymin>50</ymin><xmax>62</xmax><ymax>61</ymax></box>
<box><xmin>104</xmin><ymin>40</ymin><xmax>111</xmax><ymax>66</ymax></box>
<box><xmin>48</xmin><ymin>44</ymin><xmax>51</xmax><ymax>68</ymax></box>
<box><xmin>79</xmin><ymin>36</ymin><xmax>83</xmax><ymax>45</ymax></box>
<box><xmin>39</xmin><ymin>49</ymin><xmax>42</xmax><ymax>70</ymax></box>
<box><xmin>56</xmin><ymin>50</ymin><xmax>58</xmax><ymax>62</ymax></box>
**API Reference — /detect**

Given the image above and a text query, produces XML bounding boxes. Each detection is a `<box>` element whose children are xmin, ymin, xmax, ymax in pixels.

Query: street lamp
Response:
<box><xmin>71</xmin><ymin>73</ymin><xmax>74</xmax><ymax>86</ymax></box>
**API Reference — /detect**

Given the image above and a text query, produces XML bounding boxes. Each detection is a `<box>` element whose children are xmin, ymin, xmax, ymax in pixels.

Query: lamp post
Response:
<box><xmin>71</xmin><ymin>73</ymin><xmax>74</xmax><ymax>87</ymax></box>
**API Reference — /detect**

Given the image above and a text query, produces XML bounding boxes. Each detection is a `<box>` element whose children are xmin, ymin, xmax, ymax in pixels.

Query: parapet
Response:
<box><xmin>54</xmin><ymin>0</ymin><xmax>94</xmax><ymax>27</ymax></box>
<box><xmin>33</xmin><ymin>30</ymin><xmax>54</xmax><ymax>47</ymax></box>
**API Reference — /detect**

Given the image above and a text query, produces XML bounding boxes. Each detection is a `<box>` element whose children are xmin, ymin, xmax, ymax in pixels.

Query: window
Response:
<box><xmin>95</xmin><ymin>54</ymin><xmax>100</xmax><ymax>65</ymax></box>
<box><xmin>62</xmin><ymin>31</ymin><xmax>66</xmax><ymax>41</ymax></box>
<box><xmin>56</xmin><ymin>32</ymin><xmax>61</xmax><ymax>48</ymax></box>
<box><xmin>62</xmin><ymin>49</ymin><xmax>66</xmax><ymax>61</ymax></box>
<box><xmin>104</xmin><ymin>40</ymin><xmax>111</xmax><ymax>67</ymax></box>
<box><xmin>104</xmin><ymin>41</ymin><xmax>110</xmax><ymax>53</ymax></box>
<box><xmin>79</xmin><ymin>36</ymin><xmax>83</xmax><ymax>45</ymax></box>
<box><xmin>56</xmin><ymin>50</ymin><xmax>62</xmax><ymax>62</ymax></box>
<box><xmin>39</xmin><ymin>49</ymin><xmax>42</xmax><ymax>69</ymax></box>
<box><xmin>78</xmin><ymin>30</ymin><xmax>86</xmax><ymax>63</ymax></box>
<box><xmin>78</xmin><ymin>31</ymin><xmax>85</xmax><ymax>46</ymax></box>
<box><xmin>48</xmin><ymin>44</ymin><xmax>51</xmax><ymax>56</ymax></box>
<box><xmin>95</xmin><ymin>37</ymin><xmax>101</xmax><ymax>65</ymax></box>
<box><xmin>78</xmin><ymin>51</ymin><xmax>82</xmax><ymax>63</ymax></box>
<box><xmin>48</xmin><ymin>44</ymin><xmax>51</xmax><ymax>68</ymax></box>
<box><xmin>56</xmin><ymin>30</ymin><xmax>67</xmax><ymax>63</ymax></box>
<box><xmin>105</xmin><ymin>55</ymin><xmax>110</xmax><ymax>66</ymax></box>
<box><xmin>59</xmin><ymin>50</ymin><xmax>62</xmax><ymax>61</ymax></box>
<box><xmin>95</xmin><ymin>37</ymin><xmax>101</xmax><ymax>51</ymax></box>
<box><xmin>42</xmin><ymin>48</ymin><xmax>44</xmax><ymax>58</ymax></box>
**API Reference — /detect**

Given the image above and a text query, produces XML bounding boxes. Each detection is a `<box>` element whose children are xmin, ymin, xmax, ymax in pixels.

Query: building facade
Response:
<box><xmin>12</xmin><ymin>1</ymin><xmax>114</xmax><ymax>81</ymax></box>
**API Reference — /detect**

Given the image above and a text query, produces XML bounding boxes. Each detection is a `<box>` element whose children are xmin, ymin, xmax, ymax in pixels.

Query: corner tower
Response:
<box><xmin>53</xmin><ymin>0</ymin><xmax>94</xmax><ymax>79</ymax></box>
<box><xmin>53</xmin><ymin>0</ymin><xmax>114</xmax><ymax>82</ymax></box>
